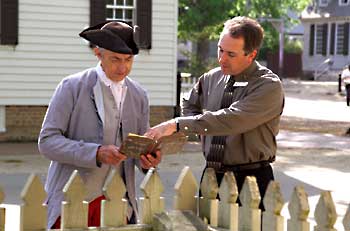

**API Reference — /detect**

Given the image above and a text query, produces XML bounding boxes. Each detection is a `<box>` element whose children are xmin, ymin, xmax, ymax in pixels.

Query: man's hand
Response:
<box><xmin>140</xmin><ymin>150</ymin><xmax>162</xmax><ymax>169</ymax></box>
<box><xmin>144</xmin><ymin>119</ymin><xmax>176</xmax><ymax>140</ymax></box>
<box><xmin>96</xmin><ymin>145</ymin><xmax>127</xmax><ymax>166</ymax></box>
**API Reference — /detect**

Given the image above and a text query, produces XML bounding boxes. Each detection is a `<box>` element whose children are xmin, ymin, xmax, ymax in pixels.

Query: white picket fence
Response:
<box><xmin>1</xmin><ymin>166</ymin><xmax>350</xmax><ymax>231</ymax></box>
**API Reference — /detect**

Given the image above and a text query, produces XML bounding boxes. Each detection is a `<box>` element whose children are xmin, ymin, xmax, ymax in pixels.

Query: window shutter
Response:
<box><xmin>309</xmin><ymin>24</ymin><xmax>315</xmax><ymax>56</ymax></box>
<box><xmin>0</xmin><ymin>0</ymin><xmax>18</xmax><ymax>45</ymax></box>
<box><xmin>136</xmin><ymin>0</ymin><xmax>152</xmax><ymax>49</ymax></box>
<box><xmin>330</xmin><ymin>23</ymin><xmax>335</xmax><ymax>55</ymax></box>
<box><xmin>343</xmin><ymin>22</ymin><xmax>349</xmax><ymax>56</ymax></box>
<box><xmin>90</xmin><ymin>0</ymin><xmax>106</xmax><ymax>26</ymax></box>
<box><xmin>322</xmin><ymin>23</ymin><xmax>328</xmax><ymax>56</ymax></box>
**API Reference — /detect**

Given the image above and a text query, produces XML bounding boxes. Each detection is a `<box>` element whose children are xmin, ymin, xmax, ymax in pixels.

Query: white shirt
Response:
<box><xmin>341</xmin><ymin>68</ymin><xmax>350</xmax><ymax>84</ymax></box>
<box><xmin>95</xmin><ymin>62</ymin><xmax>126</xmax><ymax>111</ymax></box>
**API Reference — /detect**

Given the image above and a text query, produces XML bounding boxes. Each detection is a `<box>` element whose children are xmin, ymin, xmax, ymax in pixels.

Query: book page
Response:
<box><xmin>119</xmin><ymin>134</ymin><xmax>156</xmax><ymax>158</ymax></box>
<box><xmin>119</xmin><ymin>132</ymin><xmax>187</xmax><ymax>158</ymax></box>
<box><xmin>157</xmin><ymin>132</ymin><xmax>187</xmax><ymax>155</ymax></box>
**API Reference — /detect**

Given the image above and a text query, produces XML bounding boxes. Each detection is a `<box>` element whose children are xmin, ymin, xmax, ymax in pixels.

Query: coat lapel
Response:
<box><xmin>92</xmin><ymin>78</ymin><xmax>105</xmax><ymax>125</ymax></box>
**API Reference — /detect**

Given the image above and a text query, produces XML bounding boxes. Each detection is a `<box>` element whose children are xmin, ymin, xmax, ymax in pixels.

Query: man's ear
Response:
<box><xmin>248</xmin><ymin>49</ymin><xmax>257</xmax><ymax>62</ymax></box>
<box><xmin>93</xmin><ymin>47</ymin><xmax>102</xmax><ymax>59</ymax></box>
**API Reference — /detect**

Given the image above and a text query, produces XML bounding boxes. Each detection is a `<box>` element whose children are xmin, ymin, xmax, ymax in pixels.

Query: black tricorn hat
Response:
<box><xmin>79</xmin><ymin>21</ymin><xmax>139</xmax><ymax>55</ymax></box>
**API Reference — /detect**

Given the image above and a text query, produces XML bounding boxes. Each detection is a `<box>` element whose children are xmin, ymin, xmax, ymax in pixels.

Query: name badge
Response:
<box><xmin>233</xmin><ymin>82</ymin><xmax>248</xmax><ymax>87</ymax></box>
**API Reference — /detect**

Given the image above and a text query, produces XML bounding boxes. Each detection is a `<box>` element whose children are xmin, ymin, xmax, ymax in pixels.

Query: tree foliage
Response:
<box><xmin>178</xmin><ymin>0</ymin><xmax>310</xmax><ymax>75</ymax></box>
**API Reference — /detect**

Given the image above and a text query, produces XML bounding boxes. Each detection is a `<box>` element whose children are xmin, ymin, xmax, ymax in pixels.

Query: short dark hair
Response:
<box><xmin>222</xmin><ymin>16</ymin><xmax>264</xmax><ymax>55</ymax></box>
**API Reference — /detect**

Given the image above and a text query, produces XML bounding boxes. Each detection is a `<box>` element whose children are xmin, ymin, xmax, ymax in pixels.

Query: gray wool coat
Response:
<box><xmin>38</xmin><ymin>67</ymin><xmax>150</xmax><ymax>228</ymax></box>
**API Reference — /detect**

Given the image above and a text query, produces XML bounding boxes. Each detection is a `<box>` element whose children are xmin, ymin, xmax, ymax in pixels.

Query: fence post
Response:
<box><xmin>262</xmin><ymin>181</ymin><xmax>284</xmax><ymax>231</ymax></box>
<box><xmin>314</xmin><ymin>191</ymin><xmax>337</xmax><ymax>231</ymax></box>
<box><xmin>61</xmin><ymin>170</ymin><xmax>89</xmax><ymax>229</ymax></box>
<box><xmin>198</xmin><ymin>168</ymin><xmax>219</xmax><ymax>227</ymax></box>
<box><xmin>0</xmin><ymin>187</ymin><xmax>4</xmax><ymax>231</ymax></box>
<box><xmin>343</xmin><ymin>204</ymin><xmax>350</xmax><ymax>231</ymax></box>
<box><xmin>20</xmin><ymin>174</ymin><xmax>47</xmax><ymax>231</ymax></box>
<box><xmin>287</xmin><ymin>186</ymin><xmax>310</xmax><ymax>231</ymax></box>
<box><xmin>218</xmin><ymin>171</ymin><xmax>239</xmax><ymax>231</ymax></box>
<box><xmin>101</xmin><ymin>169</ymin><xmax>128</xmax><ymax>228</ymax></box>
<box><xmin>173</xmin><ymin>166</ymin><xmax>198</xmax><ymax>213</ymax></box>
<box><xmin>239</xmin><ymin>176</ymin><xmax>261</xmax><ymax>231</ymax></box>
<box><xmin>139</xmin><ymin>168</ymin><xmax>165</xmax><ymax>224</ymax></box>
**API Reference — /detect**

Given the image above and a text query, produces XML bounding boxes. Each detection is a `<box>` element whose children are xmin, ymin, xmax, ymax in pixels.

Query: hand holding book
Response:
<box><xmin>119</xmin><ymin>132</ymin><xmax>187</xmax><ymax>158</ymax></box>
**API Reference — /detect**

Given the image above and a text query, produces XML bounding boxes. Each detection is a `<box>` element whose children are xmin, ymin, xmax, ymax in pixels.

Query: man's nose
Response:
<box><xmin>219</xmin><ymin>52</ymin><xmax>228</xmax><ymax>63</ymax></box>
<box><xmin>118</xmin><ymin>63</ymin><xmax>127</xmax><ymax>72</ymax></box>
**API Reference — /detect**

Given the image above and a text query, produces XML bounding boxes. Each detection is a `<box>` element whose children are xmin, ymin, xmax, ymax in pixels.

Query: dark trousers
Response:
<box><xmin>200</xmin><ymin>164</ymin><xmax>274</xmax><ymax>211</ymax></box>
<box><xmin>345</xmin><ymin>84</ymin><xmax>350</xmax><ymax>106</ymax></box>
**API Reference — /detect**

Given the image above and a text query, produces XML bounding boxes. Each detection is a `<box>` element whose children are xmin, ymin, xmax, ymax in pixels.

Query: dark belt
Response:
<box><xmin>206</xmin><ymin>160</ymin><xmax>271</xmax><ymax>173</ymax></box>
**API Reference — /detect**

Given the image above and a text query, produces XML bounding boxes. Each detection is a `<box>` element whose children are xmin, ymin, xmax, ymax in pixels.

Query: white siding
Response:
<box><xmin>131</xmin><ymin>0</ymin><xmax>178</xmax><ymax>106</ymax></box>
<box><xmin>0</xmin><ymin>0</ymin><xmax>178</xmax><ymax>106</ymax></box>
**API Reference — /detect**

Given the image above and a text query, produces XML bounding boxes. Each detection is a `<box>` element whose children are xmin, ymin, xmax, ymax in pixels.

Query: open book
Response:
<box><xmin>119</xmin><ymin>132</ymin><xmax>187</xmax><ymax>158</ymax></box>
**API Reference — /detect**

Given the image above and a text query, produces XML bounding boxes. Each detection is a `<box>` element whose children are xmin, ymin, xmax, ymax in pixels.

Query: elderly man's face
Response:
<box><xmin>94</xmin><ymin>48</ymin><xmax>134</xmax><ymax>82</ymax></box>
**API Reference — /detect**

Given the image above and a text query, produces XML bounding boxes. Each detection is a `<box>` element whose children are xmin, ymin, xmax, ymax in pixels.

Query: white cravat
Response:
<box><xmin>96</xmin><ymin>62</ymin><xmax>126</xmax><ymax>112</ymax></box>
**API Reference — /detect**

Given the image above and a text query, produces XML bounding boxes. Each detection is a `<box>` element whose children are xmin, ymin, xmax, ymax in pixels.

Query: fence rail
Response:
<box><xmin>1</xmin><ymin>166</ymin><xmax>350</xmax><ymax>231</ymax></box>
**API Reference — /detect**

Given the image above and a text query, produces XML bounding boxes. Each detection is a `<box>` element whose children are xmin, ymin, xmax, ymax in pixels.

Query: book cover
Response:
<box><xmin>119</xmin><ymin>132</ymin><xmax>187</xmax><ymax>158</ymax></box>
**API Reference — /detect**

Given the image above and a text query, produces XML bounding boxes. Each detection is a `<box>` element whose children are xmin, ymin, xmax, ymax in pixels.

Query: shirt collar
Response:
<box><xmin>95</xmin><ymin>62</ymin><xmax>125</xmax><ymax>87</ymax></box>
<box><xmin>233</xmin><ymin>61</ymin><xmax>258</xmax><ymax>81</ymax></box>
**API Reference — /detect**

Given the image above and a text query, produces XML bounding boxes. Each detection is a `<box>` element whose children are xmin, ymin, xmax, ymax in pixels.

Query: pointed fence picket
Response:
<box><xmin>198</xmin><ymin>168</ymin><xmax>219</xmax><ymax>226</ymax></box>
<box><xmin>238</xmin><ymin>176</ymin><xmax>261</xmax><ymax>231</ymax></box>
<box><xmin>139</xmin><ymin>167</ymin><xmax>165</xmax><ymax>225</ymax></box>
<box><xmin>173</xmin><ymin>166</ymin><xmax>198</xmax><ymax>213</ymax></box>
<box><xmin>0</xmin><ymin>166</ymin><xmax>350</xmax><ymax>231</ymax></box>
<box><xmin>218</xmin><ymin>171</ymin><xmax>239</xmax><ymax>231</ymax></box>
<box><xmin>287</xmin><ymin>185</ymin><xmax>310</xmax><ymax>231</ymax></box>
<box><xmin>61</xmin><ymin>170</ymin><xmax>89</xmax><ymax>229</ymax></box>
<box><xmin>20</xmin><ymin>174</ymin><xmax>47</xmax><ymax>231</ymax></box>
<box><xmin>101</xmin><ymin>168</ymin><xmax>127</xmax><ymax>228</ymax></box>
<box><xmin>262</xmin><ymin>181</ymin><xmax>284</xmax><ymax>231</ymax></box>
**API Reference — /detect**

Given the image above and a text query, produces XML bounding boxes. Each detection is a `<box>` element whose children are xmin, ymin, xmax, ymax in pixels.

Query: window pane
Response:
<box><xmin>336</xmin><ymin>24</ymin><xmax>345</xmax><ymax>54</ymax></box>
<box><xmin>105</xmin><ymin>0</ymin><xmax>134</xmax><ymax>23</ymax></box>
<box><xmin>316</xmin><ymin>25</ymin><xmax>324</xmax><ymax>54</ymax></box>
<box><xmin>116</xmin><ymin>9</ymin><xmax>123</xmax><ymax>18</ymax></box>
<box><xmin>125</xmin><ymin>9</ymin><xmax>133</xmax><ymax>19</ymax></box>
<box><xmin>106</xmin><ymin>9</ymin><xmax>114</xmax><ymax>19</ymax></box>
<box><xmin>106</xmin><ymin>0</ymin><xmax>114</xmax><ymax>5</ymax></box>
<box><xmin>126</xmin><ymin>0</ymin><xmax>134</xmax><ymax>6</ymax></box>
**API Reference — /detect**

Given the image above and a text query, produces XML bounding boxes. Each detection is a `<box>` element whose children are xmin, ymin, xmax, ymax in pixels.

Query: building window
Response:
<box><xmin>319</xmin><ymin>0</ymin><xmax>328</xmax><ymax>6</ymax></box>
<box><xmin>339</xmin><ymin>0</ymin><xmax>349</xmax><ymax>5</ymax></box>
<box><xmin>90</xmin><ymin>0</ymin><xmax>152</xmax><ymax>49</ymax></box>
<box><xmin>106</xmin><ymin>0</ymin><xmax>136</xmax><ymax>24</ymax></box>
<box><xmin>0</xmin><ymin>106</ymin><xmax>5</xmax><ymax>132</ymax></box>
<box><xmin>336</xmin><ymin>24</ymin><xmax>345</xmax><ymax>54</ymax></box>
<box><xmin>315</xmin><ymin>25</ymin><xmax>325</xmax><ymax>55</ymax></box>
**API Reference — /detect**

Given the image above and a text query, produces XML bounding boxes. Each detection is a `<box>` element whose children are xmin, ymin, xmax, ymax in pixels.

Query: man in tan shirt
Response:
<box><xmin>146</xmin><ymin>16</ymin><xmax>284</xmax><ymax>209</ymax></box>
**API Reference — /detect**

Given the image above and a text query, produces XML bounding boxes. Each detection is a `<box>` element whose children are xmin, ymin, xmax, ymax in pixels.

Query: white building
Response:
<box><xmin>0</xmin><ymin>0</ymin><xmax>178</xmax><ymax>141</ymax></box>
<box><xmin>301</xmin><ymin>0</ymin><xmax>350</xmax><ymax>80</ymax></box>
